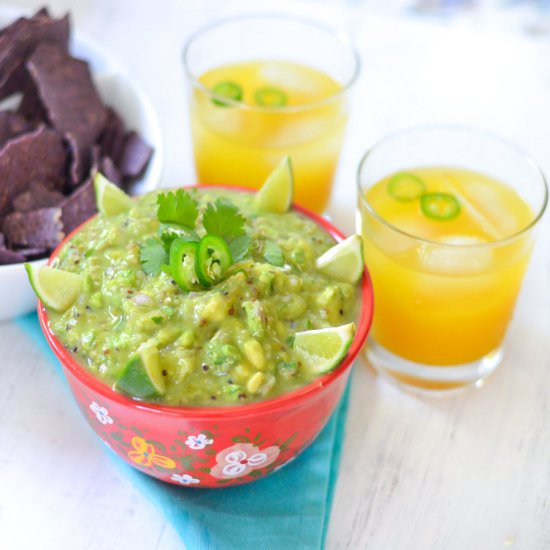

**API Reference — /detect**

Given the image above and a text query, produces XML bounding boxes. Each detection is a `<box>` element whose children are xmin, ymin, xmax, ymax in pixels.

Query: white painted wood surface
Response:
<box><xmin>1</xmin><ymin>1</ymin><xmax>549</xmax><ymax>549</ymax></box>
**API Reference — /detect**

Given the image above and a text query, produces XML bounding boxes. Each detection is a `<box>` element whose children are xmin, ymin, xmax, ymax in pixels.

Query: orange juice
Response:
<box><xmin>360</xmin><ymin>167</ymin><xmax>534</xmax><ymax>367</ymax></box>
<box><xmin>190</xmin><ymin>60</ymin><xmax>348</xmax><ymax>213</ymax></box>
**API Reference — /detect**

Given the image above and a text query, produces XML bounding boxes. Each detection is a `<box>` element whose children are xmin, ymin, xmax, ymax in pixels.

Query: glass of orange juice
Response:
<box><xmin>183</xmin><ymin>16</ymin><xmax>359</xmax><ymax>213</ymax></box>
<box><xmin>357</xmin><ymin>126</ymin><xmax>548</xmax><ymax>390</ymax></box>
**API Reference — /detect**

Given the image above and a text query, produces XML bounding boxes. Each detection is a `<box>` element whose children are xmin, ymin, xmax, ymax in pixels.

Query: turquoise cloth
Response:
<box><xmin>17</xmin><ymin>312</ymin><xmax>350</xmax><ymax>550</ymax></box>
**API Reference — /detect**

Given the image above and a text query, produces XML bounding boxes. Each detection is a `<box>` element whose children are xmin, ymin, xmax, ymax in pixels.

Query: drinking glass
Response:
<box><xmin>357</xmin><ymin>126</ymin><xmax>548</xmax><ymax>390</ymax></box>
<box><xmin>183</xmin><ymin>15</ymin><xmax>359</xmax><ymax>213</ymax></box>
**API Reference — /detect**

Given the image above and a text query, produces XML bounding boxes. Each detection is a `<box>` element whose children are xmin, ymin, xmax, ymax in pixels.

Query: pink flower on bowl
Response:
<box><xmin>211</xmin><ymin>443</ymin><xmax>280</xmax><ymax>479</ymax></box>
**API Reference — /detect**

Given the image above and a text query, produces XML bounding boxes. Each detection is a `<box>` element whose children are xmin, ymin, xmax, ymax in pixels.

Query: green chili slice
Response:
<box><xmin>211</xmin><ymin>81</ymin><xmax>243</xmax><ymax>107</ymax></box>
<box><xmin>420</xmin><ymin>192</ymin><xmax>461</xmax><ymax>221</ymax></box>
<box><xmin>196</xmin><ymin>235</ymin><xmax>233</xmax><ymax>287</ymax></box>
<box><xmin>169</xmin><ymin>238</ymin><xmax>201</xmax><ymax>291</ymax></box>
<box><xmin>254</xmin><ymin>87</ymin><xmax>287</xmax><ymax>107</ymax></box>
<box><xmin>387</xmin><ymin>172</ymin><xmax>426</xmax><ymax>202</ymax></box>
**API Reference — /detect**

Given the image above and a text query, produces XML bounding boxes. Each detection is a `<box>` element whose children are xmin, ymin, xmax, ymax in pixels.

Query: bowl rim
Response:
<box><xmin>38</xmin><ymin>184</ymin><xmax>373</xmax><ymax>419</ymax></box>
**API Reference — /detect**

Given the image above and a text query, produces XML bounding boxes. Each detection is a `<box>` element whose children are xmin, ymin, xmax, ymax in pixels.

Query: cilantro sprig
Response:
<box><xmin>263</xmin><ymin>240</ymin><xmax>284</xmax><ymax>267</ymax></box>
<box><xmin>228</xmin><ymin>234</ymin><xmax>252</xmax><ymax>262</ymax></box>
<box><xmin>159</xmin><ymin>224</ymin><xmax>199</xmax><ymax>251</ymax></box>
<box><xmin>139</xmin><ymin>238</ymin><xmax>168</xmax><ymax>276</ymax></box>
<box><xmin>203</xmin><ymin>198</ymin><xmax>246</xmax><ymax>240</ymax></box>
<box><xmin>157</xmin><ymin>190</ymin><xmax>198</xmax><ymax>228</ymax></box>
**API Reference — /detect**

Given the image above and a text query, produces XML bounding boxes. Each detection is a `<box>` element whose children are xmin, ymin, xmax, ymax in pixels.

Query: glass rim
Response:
<box><xmin>356</xmin><ymin>124</ymin><xmax>549</xmax><ymax>249</ymax></box>
<box><xmin>182</xmin><ymin>13</ymin><xmax>361</xmax><ymax>114</ymax></box>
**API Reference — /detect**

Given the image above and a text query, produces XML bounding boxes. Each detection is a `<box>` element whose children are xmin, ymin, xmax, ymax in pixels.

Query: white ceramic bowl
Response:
<box><xmin>0</xmin><ymin>6</ymin><xmax>163</xmax><ymax>322</ymax></box>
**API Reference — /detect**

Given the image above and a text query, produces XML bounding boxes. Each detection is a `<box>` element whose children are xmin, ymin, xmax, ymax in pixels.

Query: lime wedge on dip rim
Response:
<box><xmin>315</xmin><ymin>235</ymin><xmax>364</xmax><ymax>284</ymax></box>
<box><xmin>25</xmin><ymin>264</ymin><xmax>84</xmax><ymax>312</ymax></box>
<box><xmin>293</xmin><ymin>322</ymin><xmax>356</xmax><ymax>374</ymax></box>
<box><xmin>253</xmin><ymin>155</ymin><xmax>294</xmax><ymax>214</ymax></box>
<box><xmin>94</xmin><ymin>172</ymin><xmax>134</xmax><ymax>216</ymax></box>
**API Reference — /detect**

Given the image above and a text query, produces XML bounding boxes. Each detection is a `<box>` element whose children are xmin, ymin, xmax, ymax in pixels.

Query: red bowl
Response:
<box><xmin>38</xmin><ymin>186</ymin><xmax>373</xmax><ymax>488</ymax></box>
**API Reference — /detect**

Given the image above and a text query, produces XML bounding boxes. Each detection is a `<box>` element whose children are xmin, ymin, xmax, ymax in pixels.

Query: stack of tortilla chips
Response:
<box><xmin>0</xmin><ymin>7</ymin><xmax>153</xmax><ymax>265</ymax></box>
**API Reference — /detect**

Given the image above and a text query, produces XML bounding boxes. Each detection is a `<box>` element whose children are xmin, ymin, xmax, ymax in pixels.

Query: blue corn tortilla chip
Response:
<box><xmin>0</xmin><ymin>111</ymin><xmax>33</xmax><ymax>148</ymax></box>
<box><xmin>66</xmin><ymin>132</ymin><xmax>90</xmax><ymax>186</ymax></box>
<box><xmin>0</xmin><ymin>9</ymin><xmax>69</xmax><ymax>99</ymax></box>
<box><xmin>25</xmin><ymin>42</ymin><xmax>107</xmax><ymax>167</ymax></box>
<box><xmin>0</xmin><ymin>246</ymin><xmax>25</xmax><ymax>265</ymax></box>
<box><xmin>66</xmin><ymin>142</ymin><xmax>101</xmax><ymax>190</ymax></box>
<box><xmin>100</xmin><ymin>107</ymin><xmax>126</xmax><ymax>163</ymax></box>
<box><xmin>2</xmin><ymin>206</ymin><xmax>64</xmax><ymax>249</ymax></box>
<box><xmin>61</xmin><ymin>177</ymin><xmax>97</xmax><ymax>234</ymax></box>
<box><xmin>13</xmin><ymin>181</ymin><xmax>64</xmax><ymax>213</ymax></box>
<box><xmin>13</xmin><ymin>246</ymin><xmax>49</xmax><ymax>260</ymax></box>
<box><xmin>100</xmin><ymin>156</ymin><xmax>122</xmax><ymax>186</ymax></box>
<box><xmin>17</xmin><ymin>79</ymin><xmax>48</xmax><ymax>124</ymax></box>
<box><xmin>0</xmin><ymin>124</ymin><xmax>66</xmax><ymax>216</ymax></box>
<box><xmin>118</xmin><ymin>131</ymin><xmax>153</xmax><ymax>182</ymax></box>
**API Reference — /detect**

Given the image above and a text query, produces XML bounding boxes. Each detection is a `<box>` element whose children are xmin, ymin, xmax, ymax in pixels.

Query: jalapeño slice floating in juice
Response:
<box><xmin>420</xmin><ymin>192</ymin><xmax>461</xmax><ymax>221</ymax></box>
<box><xmin>211</xmin><ymin>81</ymin><xmax>243</xmax><ymax>106</ymax></box>
<box><xmin>387</xmin><ymin>172</ymin><xmax>426</xmax><ymax>202</ymax></box>
<box><xmin>254</xmin><ymin>87</ymin><xmax>287</xmax><ymax>107</ymax></box>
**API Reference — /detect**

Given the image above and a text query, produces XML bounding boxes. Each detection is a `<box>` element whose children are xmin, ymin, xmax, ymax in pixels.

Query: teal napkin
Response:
<box><xmin>17</xmin><ymin>312</ymin><xmax>350</xmax><ymax>550</ymax></box>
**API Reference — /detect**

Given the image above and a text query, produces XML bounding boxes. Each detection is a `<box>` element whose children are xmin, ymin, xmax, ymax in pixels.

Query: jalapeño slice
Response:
<box><xmin>420</xmin><ymin>192</ymin><xmax>461</xmax><ymax>221</ymax></box>
<box><xmin>387</xmin><ymin>172</ymin><xmax>426</xmax><ymax>202</ymax></box>
<box><xmin>169</xmin><ymin>238</ymin><xmax>201</xmax><ymax>291</ymax></box>
<box><xmin>211</xmin><ymin>81</ymin><xmax>243</xmax><ymax>107</ymax></box>
<box><xmin>254</xmin><ymin>87</ymin><xmax>287</xmax><ymax>107</ymax></box>
<box><xmin>196</xmin><ymin>235</ymin><xmax>233</xmax><ymax>287</ymax></box>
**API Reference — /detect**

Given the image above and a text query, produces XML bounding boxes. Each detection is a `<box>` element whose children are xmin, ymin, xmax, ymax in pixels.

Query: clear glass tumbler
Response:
<box><xmin>183</xmin><ymin>15</ymin><xmax>359</xmax><ymax>213</ymax></box>
<box><xmin>357</xmin><ymin>126</ymin><xmax>548</xmax><ymax>391</ymax></box>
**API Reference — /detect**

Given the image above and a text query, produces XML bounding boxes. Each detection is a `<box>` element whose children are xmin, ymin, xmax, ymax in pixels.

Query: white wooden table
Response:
<box><xmin>1</xmin><ymin>1</ymin><xmax>550</xmax><ymax>549</ymax></box>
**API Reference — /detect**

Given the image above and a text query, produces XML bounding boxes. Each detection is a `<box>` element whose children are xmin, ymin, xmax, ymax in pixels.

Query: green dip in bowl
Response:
<box><xmin>48</xmin><ymin>187</ymin><xmax>359</xmax><ymax>406</ymax></box>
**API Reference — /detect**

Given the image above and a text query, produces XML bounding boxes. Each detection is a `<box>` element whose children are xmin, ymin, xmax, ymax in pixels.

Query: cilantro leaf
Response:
<box><xmin>157</xmin><ymin>190</ymin><xmax>198</xmax><ymax>228</ymax></box>
<box><xmin>229</xmin><ymin>235</ymin><xmax>252</xmax><ymax>262</ymax></box>
<box><xmin>159</xmin><ymin>224</ymin><xmax>200</xmax><ymax>252</ymax></box>
<box><xmin>160</xmin><ymin>231</ymin><xmax>178</xmax><ymax>252</ymax></box>
<box><xmin>203</xmin><ymin>198</ymin><xmax>246</xmax><ymax>240</ymax></box>
<box><xmin>139</xmin><ymin>238</ymin><xmax>169</xmax><ymax>275</ymax></box>
<box><xmin>263</xmin><ymin>240</ymin><xmax>284</xmax><ymax>267</ymax></box>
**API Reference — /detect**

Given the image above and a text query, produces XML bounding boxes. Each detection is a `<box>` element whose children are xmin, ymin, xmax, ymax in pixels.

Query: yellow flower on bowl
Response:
<box><xmin>128</xmin><ymin>436</ymin><xmax>176</xmax><ymax>469</ymax></box>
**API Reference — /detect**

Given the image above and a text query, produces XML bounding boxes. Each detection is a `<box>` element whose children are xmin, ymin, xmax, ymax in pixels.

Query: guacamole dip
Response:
<box><xmin>49</xmin><ymin>188</ymin><xmax>359</xmax><ymax>406</ymax></box>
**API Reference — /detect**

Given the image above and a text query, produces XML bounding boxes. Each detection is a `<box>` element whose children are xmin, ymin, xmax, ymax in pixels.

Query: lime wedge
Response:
<box><xmin>253</xmin><ymin>156</ymin><xmax>294</xmax><ymax>214</ymax></box>
<box><xmin>315</xmin><ymin>235</ymin><xmax>364</xmax><ymax>284</ymax></box>
<box><xmin>94</xmin><ymin>172</ymin><xmax>134</xmax><ymax>216</ymax></box>
<box><xmin>293</xmin><ymin>323</ymin><xmax>356</xmax><ymax>374</ymax></box>
<box><xmin>115</xmin><ymin>344</ymin><xmax>165</xmax><ymax>399</ymax></box>
<box><xmin>25</xmin><ymin>263</ymin><xmax>84</xmax><ymax>312</ymax></box>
